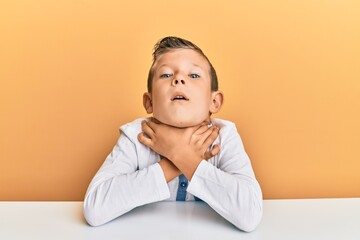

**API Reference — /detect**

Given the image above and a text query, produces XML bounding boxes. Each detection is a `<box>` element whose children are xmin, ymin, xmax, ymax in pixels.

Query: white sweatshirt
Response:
<box><xmin>83</xmin><ymin>117</ymin><xmax>263</xmax><ymax>232</ymax></box>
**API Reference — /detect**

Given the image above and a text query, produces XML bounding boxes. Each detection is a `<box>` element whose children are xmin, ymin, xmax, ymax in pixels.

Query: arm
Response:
<box><xmin>138</xmin><ymin>120</ymin><xmax>262</xmax><ymax>231</ymax></box>
<box><xmin>187</xmin><ymin>125</ymin><xmax>263</xmax><ymax>232</ymax></box>
<box><xmin>159</xmin><ymin>150</ymin><xmax>219</xmax><ymax>183</ymax></box>
<box><xmin>138</xmin><ymin>120</ymin><xmax>220</xmax><ymax>180</ymax></box>
<box><xmin>158</xmin><ymin>158</ymin><xmax>181</xmax><ymax>182</ymax></box>
<box><xmin>83</xmin><ymin>133</ymin><xmax>170</xmax><ymax>227</ymax></box>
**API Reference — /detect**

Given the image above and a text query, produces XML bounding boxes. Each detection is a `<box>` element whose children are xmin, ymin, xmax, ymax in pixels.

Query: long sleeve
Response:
<box><xmin>83</xmin><ymin>132</ymin><xmax>170</xmax><ymax>226</ymax></box>
<box><xmin>186</xmin><ymin>122</ymin><xmax>263</xmax><ymax>232</ymax></box>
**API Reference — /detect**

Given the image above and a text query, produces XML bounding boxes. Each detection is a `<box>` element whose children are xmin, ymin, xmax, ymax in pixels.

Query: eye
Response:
<box><xmin>190</xmin><ymin>74</ymin><xmax>200</xmax><ymax>78</ymax></box>
<box><xmin>160</xmin><ymin>73</ymin><xmax>173</xmax><ymax>78</ymax></box>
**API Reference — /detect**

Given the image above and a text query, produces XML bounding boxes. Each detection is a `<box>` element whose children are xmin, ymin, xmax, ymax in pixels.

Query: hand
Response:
<box><xmin>186</xmin><ymin>121</ymin><xmax>220</xmax><ymax>160</ymax></box>
<box><xmin>137</xmin><ymin>119</ymin><xmax>220</xmax><ymax>180</ymax></box>
<box><xmin>138</xmin><ymin>119</ymin><xmax>220</xmax><ymax>162</ymax></box>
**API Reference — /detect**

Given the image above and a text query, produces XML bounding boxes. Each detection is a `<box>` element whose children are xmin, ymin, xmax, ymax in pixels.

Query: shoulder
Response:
<box><xmin>211</xmin><ymin>118</ymin><xmax>245</xmax><ymax>147</ymax></box>
<box><xmin>119</xmin><ymin>117</ymin><xmax>150</xmax><ymax>141</ymax></box>
<box><xmin>211</xmin><ymin>118</ymin><xmax>238</xmax><ymax>135</ymax></box>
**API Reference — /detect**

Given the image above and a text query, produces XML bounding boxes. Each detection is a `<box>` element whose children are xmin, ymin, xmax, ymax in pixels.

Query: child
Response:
<box><xmin>83</xmin><ymin>36</ymin><xmax>263</xmax><ymax>232</ymax></box>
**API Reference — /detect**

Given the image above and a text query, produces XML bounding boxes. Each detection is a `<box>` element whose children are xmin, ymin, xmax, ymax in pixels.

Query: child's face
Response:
<box><xmin>143</xmin><ymin>49</ymin><xmax>222</xmax><ymax>128</ymax></box>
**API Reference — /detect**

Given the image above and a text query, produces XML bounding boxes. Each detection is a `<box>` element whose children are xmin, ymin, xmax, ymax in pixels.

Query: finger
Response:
<box><xmin>200</xmin><ymin>119</ymin><xmax>211</xmax><ymax>125</ymax></box>
<box><xmin>194</xmin><ymin>124</ymin><xmax>211</xmax><ymax>135</ymax></box>
<box><xmin>203</xmin><ymin>144</ymin><xmax>220</xmax><ymax>160</ymax></box>
<box><xmin>142</xmin><ymin>120</ymin><xmax>155</xmax><ymax>137</ymax></box>
<box><xmin>210</xmin><ymin>144</ymin><xmax>220</xmax><ymax>156</ymax></box>
<box><xmin>150</xmin><ymin>117</ymin><xmax>161</xmax><ymax>124</ymax></box>
<box><xmin>146</xmin><ymin>120</ymin><xmax>159</xmax><ymax>132</ymax></box>
<box><xmin>197</xmin><ymin>126</ymin><xmax>217</xmax><ymax>144</ymax></box>
<box><xmin>137</xmin><ymin>132</ymin><xmax>153</xmax><ymax>147</ymax></box>
<box><xmin>202</xmin><ymin>127</ymin><xmax>220</xmax><ymax>148</ymax></box>
<box><xmin>203</xmin><ymin>151</ymin><xmax>211</xmax><ymax>160</ymax></box>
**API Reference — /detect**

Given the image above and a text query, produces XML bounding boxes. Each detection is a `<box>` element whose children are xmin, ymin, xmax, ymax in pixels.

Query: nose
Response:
<box><xmin>172</xmin><ymin>77</ymin><xmax>186</xmax><ymax>86</ymax></box>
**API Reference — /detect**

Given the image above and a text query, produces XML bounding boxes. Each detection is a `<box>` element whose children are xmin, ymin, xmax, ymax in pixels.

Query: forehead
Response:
<box><xmin>153</xmin><ymin>49</ymin><xmax>210</xmax><ymax>71</ymax></box>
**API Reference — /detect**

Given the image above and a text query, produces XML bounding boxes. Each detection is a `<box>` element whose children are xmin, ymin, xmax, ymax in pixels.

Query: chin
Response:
<box><xmin>171</xmin><ymin>121</ymin><xmax>193</xmax><ymax>128</ymax></box>
<box><xmin>157</xmin><ymin>117</ymin><xmax>203</xmax><ymax>128</ymax></box>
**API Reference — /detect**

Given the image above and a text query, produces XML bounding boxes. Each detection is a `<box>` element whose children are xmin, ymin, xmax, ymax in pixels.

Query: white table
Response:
<box><xmin>0</xmin><ymin>199</ymin><xmax>359</xmax><ymax>240</ymax></box>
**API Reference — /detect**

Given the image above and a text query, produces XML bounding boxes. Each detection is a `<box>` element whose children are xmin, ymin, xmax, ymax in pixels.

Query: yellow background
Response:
<box><xmin>1</xmin><ymin>0</ymin><xmax>359</xmax><ymax>200</ymax></box>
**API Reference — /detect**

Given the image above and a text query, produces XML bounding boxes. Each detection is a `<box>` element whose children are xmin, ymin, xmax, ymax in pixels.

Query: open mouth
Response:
<box><xmin>172</xmin><ymin>96</ymin><xmax>189</xmax><ymax>101</ymax></box>
<box><xmin>171</xmin><ymin>94</ymin><xmax>189</xmax><ymax>101</ymax></box>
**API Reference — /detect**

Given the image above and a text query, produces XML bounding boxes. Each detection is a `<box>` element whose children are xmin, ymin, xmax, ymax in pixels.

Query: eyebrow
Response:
<box><xmin>158</xmin><ymin>63</ymin><xmax>202</xmax><ymax>68</ymax></box>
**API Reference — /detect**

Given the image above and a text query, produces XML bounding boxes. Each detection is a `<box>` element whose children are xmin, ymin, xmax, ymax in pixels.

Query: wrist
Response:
<box><xmin>170</xmin><ymin>151</ymin><xmax>202</xmax><ymax>165</ymax></box>
<box><xmin>158</xmin><ymin>158</ymin><xmax>181</xmax><ymax>182</ymax></box>
<box><xmin>170</xmin><ymin>154</ymin><xmax>203</xmax><ymax>181</ymax></box>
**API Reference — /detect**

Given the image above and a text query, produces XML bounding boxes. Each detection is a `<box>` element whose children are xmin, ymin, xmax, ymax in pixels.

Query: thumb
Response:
<box><xmin>203</xmin><ymin>144</ymin><xmax>220</xmax><ymax>160</ymax></box>
<box><xmin>137</xmin><ymin>132</ymin><xmax>153</xmax><ymax>148</ymax></box>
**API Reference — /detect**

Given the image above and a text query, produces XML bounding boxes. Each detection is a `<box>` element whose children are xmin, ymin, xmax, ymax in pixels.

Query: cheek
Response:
<box><xmin>195</xmin><ymin>90</ymin><xmax>212</xmax><ymax>107</ymax></box>
<box><xmin>151</xmin><ymin>93</ymin><xmax>167</xmax><ymax>113</ymax></box>
<box><xmin>193</xmin><ymin>94</ymin><xmax>211</xmax><ymax>113</ymax></box>
<box><xmin>151</xmin><ymin>88</ymin><xmax>165</xmax><ymax>102</ymax></box>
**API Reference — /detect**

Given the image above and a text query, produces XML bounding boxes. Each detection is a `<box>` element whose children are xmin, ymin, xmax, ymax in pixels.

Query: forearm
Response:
<box><xmin>138</xmin><ymin>120</ymin><xmax>219</xmax><ymax>181</ymax></box>
<box><xmin>158</xmin><ymin>158</ymin><xmax>182</xmax><ymax>182</ymax></box>
<box><xmin>83</xmin><ymin>163</ymin><xmax>170</xmax><ymax>226</ymax></box>
<box><xmin>169</xmin><ymin>150</ymin><xmax>203</xmax><ymax>180</ymax></box>
<box><xmin>187</xmin><ymin>160</ymin><xmax>263</xmax><ymax>232</ymax></box>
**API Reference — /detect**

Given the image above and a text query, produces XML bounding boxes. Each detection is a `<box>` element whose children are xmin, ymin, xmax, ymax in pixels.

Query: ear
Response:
<box><xmin>143</xmin><ymin>92</ymin><xmax>153</xmax><ymax>114</ymax></box>
<box><xmin>209</xmin><ymin>90</ymin><xmax>224</xmax><ymax>114</ymax></box>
